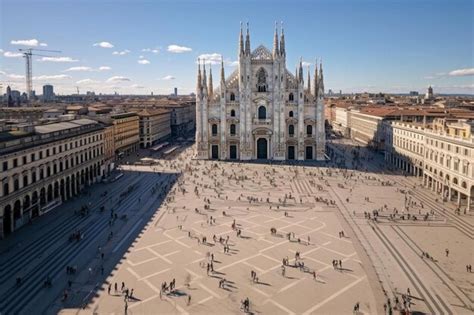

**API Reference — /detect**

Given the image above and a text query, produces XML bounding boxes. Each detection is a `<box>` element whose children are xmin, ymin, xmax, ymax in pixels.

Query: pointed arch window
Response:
<box><xmin>289</xmin><ymin>111</ymin><xmax>294</xmax><ymax>118</ymax></box>
<box><xmin>288</xmin><ymin>125</ymin><xmax>295</xmax><ymax>137</ymax></box>
<box><xmin>230</xmin><ymin>93</ymin><xmax>235</xmax><ymax>101</ymax></box>
<box><xmin>211</xmin><ymin>124</ymin><xmax>218</xmax><ymax>136</ymax></box>
<box><xmin>256</xmin><ymin>68</ymin><xmax>267</xmax><ymax>92</ymax></box>
<box><xmin>230</xmin><ymin>109</ymin><xmax>236</xmax><ymax>117</ymax></box>
<box><xmin>230</xmin><ymin>124</ymin><xmax>236</xmax><ymax>136</ymax></box>
<box><xmin>258</xmin><ymin>106</ymin><xmax>267</xmax><ymax>119</ymax></box>
<box><xmin>307</xmin><ymin>125</ymin><xmax>313</xmax><ymax>136</ymax></box>
<box><xmin>289</xmin><ymin>93</ymin><xmax>294</xmax><ymax>101</ymax></box>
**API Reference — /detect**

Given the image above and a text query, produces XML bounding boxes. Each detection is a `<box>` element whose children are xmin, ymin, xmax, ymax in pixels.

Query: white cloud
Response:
<box><xmin>93</xmin><ymin>41</ymin><xmax>114</xmax><ymax>48</ymax></box>
<box><xmin>112</xmin><ymin>49</ymin><xmax>130</xmax><ymax>55</ymax></box>
<box><xmin>99</xmin><ymin>66</ymin><xmax>111</xmax><ymax>71</ymax></box>
<box><xmin>167</xmin><ymin>44</ymin><xmax>192</xmax><ymax>53</ymax></box>
<box><xmin>76</xmin><ymin>79</ymin><xmax>100</xmax><ymax>84</ymax></box>
<box><xmin>4</xmin><ymin>51</ymin><xmax>23</xmax><ymax>58</ymax></box>
<box><xmin>39</xmin><ymin>43</ymin><xmax>48</xmax><ymax>47</ymax></box>
<box><xmin>64</xmin><ymin>66</ymin><xmax>93</xmax><ymax>72</ymax></box>
<box><xmin>33</xmin><ymin>74</ymin><xmax>71</xmax><ymax>80</ymax></box>
<box><xmin>0</xmin><ymin>71</ymin><xmax>5</xmax><ymax>75</ymax></box>
<box><xmin>0</xmin><ymin>49</ymin><xmax>3</xmax><ymax>53</ymax></box>
<box><xmin>198</xmin><ymin>53</ymin><xmax>222</xmax><ymax>65</ymax></box>
<box><xmin>11</xmin><ymin>39</ymin><xmax>39</xmax><ymax>46</ymax></box>
<box><xmin>448</xmin><ymin>68</ymin><xmax>474</xmax><ymax>77</ymax></box>
<box><xmin>6</xmin><ymin>73</ymin><xmax>25</xmax><ymax>79</ymax></box>
<box><xmin>142</xmin><ymin>48</ymin><xmax>159</xmax><ymax>54</ymax></box>
<box><xmin>138</xmin><ymin>59</ymin><xmax>150</xmax><ymax>65</ymax></box>
<box><xmin>162</xmin><ymin>75</ymin><xmax>175</xmax><ymax>80</ymax></box>
<box><xmin>139</xmin><ymin>55</ymin><xmax>144</xmax><ymax>59</ymax></box>
<box><xmin>106</xmin><ymin>76</ymin><xmax>130</xmax><ymax>83</ymax></box>
<box><xmin>226</xmin><ymin>60</ymin><xmax>238</xmax><ymax>67</ymax></box>
<box><xmin>38</xmin><ymin>56</ymin><xmax>79</xmax><ymax>63</ymax></box>
<box><xmin>131</xmin><ymin>84</ymin><xmax>145</xmax><ymax>89</ymax></box>
<box><xmin>302</xmin><ymin>61</ymin><xmax>312</xmax><ymax>67</ymax></box>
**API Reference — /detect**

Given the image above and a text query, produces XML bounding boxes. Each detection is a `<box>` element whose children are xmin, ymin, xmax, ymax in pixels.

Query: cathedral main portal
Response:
<box><xmin>257</xmin><ymin>138</ymin><xmax>268</xmax><ymax>159</ymax></box>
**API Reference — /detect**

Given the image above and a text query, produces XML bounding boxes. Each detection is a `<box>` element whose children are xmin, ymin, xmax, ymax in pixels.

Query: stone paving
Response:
<box><xmin>61</xmin><ymin>148</ymin><xmax>378</xmax><ymax>314</ymax></box>
<box><xmin>56</xmin><ymin>141</ymin><xmax>474</xmax><ymax>315</ymax></box>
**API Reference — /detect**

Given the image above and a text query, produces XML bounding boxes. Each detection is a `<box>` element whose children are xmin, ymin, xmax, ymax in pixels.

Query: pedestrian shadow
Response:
<box><xmin>128</xmin><ymin>296</ymin><xmax>142</xmax><ymax>302</ymax></box>
<box><xmin>167</xmin><ymin>290</ymin><xmax>187</xmax><ymax>297</ymax></box>
<box><xmin>213</xmin><ymin>270</ymin><xmax>226</xmax><ymax>275</ymax></box>
<box><xmin>240</xmin><ymin>235</ymin><xmax>252</xmax><ymax>240</ymax></box>
<box><xmin>338</xmin><ymin>268</ymin><xmax>354</xmax><ymax>272</ymax></box>
<box><xmin>256</xmin><ymin>281</ymin><xmax>271</xmax><ymax>286</ymax></box>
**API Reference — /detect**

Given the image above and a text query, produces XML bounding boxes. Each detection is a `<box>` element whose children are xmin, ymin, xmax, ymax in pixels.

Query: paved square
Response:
<box><xmin>66</xmin><ymin>149</ymin><xmax>378</xmax><ymax>314</ymax></box>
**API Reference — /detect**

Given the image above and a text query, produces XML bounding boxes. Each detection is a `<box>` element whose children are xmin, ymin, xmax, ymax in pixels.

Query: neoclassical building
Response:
<box><xmin>195</xmin><ymin>23</ymin><xmax>326</xmax><ymax>160</ymax></box>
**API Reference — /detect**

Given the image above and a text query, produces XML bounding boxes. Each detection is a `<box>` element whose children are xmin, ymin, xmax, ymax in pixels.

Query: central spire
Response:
<box><xmin>279</xmin><ymin>21</ymin><xmax>285</xmax><ymax>56</ymax></box>
<box><xmin>245</xmin><ymin>22</ymin><xmax>251</xmax><ymax>55</ymax></box>
<box><xmin>239</xmin><ymin>22</ymin><xmax>244</xmax><ymax>55</ymax></box>
<box><xmin>273</xmin><ymin>21</ymin><xmax>279</xmax><ymax>58</ymax></box>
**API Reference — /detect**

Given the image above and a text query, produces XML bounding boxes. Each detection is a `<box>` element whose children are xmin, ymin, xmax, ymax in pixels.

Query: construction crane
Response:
<box><xmin>75</xmin><ymin>86</ymin><xmax>80</xmax><ymax>95</ymax></box>
<box><xmin>19</xmin><ymin>48</ymin><xmax>61</xmax><ymax>101</ymax></box>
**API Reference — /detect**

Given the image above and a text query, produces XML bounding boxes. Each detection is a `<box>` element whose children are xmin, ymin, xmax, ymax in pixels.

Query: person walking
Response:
<box><xmin>108</xmin><ymin>284</ymin><xmax>111</xmax><ymax>295</ymax></box>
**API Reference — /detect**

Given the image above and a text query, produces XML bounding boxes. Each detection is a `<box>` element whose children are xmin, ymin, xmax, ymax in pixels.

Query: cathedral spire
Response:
<box><xmin>279</xmin><ymin>21</ymin><xmax>285</xmax><ymax>56</ymax></box>
<box><xmin>202</xmin><ymin>60</ymin><xmax>208</xmax><ymax>93</ymax></box>
<box><xmin>273</xmin><ymin>21</ymin><xmax>279</xmax><ymax>58</ymax></box>
<box><xmin>298</xmin><ymin>57</ymin><xmax>304</xmax><ymax>84</ymax></box>
<box><xmin>319</xmin><ymin>58</ymin><xmax>324</xmax><ymax>96</ymax></box>
<box><xmin>208</xmin><ymin>65</ymin><xmax>213</xmax><ymax>100</ymax></box>
<box><xmin>245</xmin><ymin>22</ymin><xmax>251</xmax><ymax>55</ymax></box>
<box><xmin>239</xmin><ymin>22</ymin><xmax>244</xmax><ymax>55</ymax></box>
<box><xmin>197</xmin><ymin>58</ymin><xmax>202</xmax><ymax>93</ymax></box>
<box><xmin>307</xmin><ymin>65</ymin><xmax>311</xmax><ymax>92</ymax></box>
<box><xmin>313</xmin><ymin>59</ymin><xmax>319</xmax><ymax>98</ymax></box>
<box><xmin>220</xmin><ymin>56</ymin><xmax>225</xmax><ymax>84</ymax></box>
<box><xmin>295</xmin><ymin>66</ymin><xmax>298</xmax><ymax>82</ymax></box>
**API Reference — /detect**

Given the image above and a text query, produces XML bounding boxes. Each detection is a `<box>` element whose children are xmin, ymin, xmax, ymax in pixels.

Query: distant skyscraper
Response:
<box><xmin>425</xmin><ymin>86</ymin><xmax>433</xmax><ymax>100</ymax></box>
<box><xmin>174</xmin><ymin>87</ymin><xmax>178</xmax><ymax>96</ymax></box>
<box><xmin>6</xmin><ymin>85</ymin><xmax>13</xmax><ymax>107</ymax></box>
<box><xmin>43</xmin><ymin>84</ymin><xmax>54</xmax><ymax>102</ymax></box>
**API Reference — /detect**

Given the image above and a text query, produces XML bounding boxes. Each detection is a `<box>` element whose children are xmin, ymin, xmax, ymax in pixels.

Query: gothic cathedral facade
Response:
<box><xmin>195</xmin><ymin>23</ymin><xmax>326</xmax><ymax>161</ymax></box>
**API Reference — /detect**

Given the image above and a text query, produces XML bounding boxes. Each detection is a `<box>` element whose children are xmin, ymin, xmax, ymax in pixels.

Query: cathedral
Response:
<box><xmin>195</xmin><ymin>23</ymin><xmax>326</xmax><ymax>161</ymax></box>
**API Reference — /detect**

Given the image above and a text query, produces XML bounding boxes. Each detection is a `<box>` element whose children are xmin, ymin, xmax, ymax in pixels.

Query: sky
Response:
<box><xmin>0</xmin><ymin>0</ymin><xmax>473</xmax><ymax>95</ymax></box>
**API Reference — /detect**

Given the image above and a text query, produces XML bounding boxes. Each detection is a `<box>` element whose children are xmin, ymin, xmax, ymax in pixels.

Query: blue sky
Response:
<box><xmin>1</xmin><ymin>0</ymin><xmax>473</xmax><ymax>95</ymax></box>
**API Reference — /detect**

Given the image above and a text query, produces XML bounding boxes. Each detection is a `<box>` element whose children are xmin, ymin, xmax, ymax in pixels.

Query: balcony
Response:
<box><xmin>253</xmin><ymin>118</ymin><xmax>272</xmax><ymax>126</ymax></box>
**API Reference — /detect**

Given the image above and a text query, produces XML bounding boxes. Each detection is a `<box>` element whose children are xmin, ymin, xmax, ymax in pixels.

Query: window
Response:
<box><xmin>258</xmin><ymin>106</ymin><xmax>266</xmax><ymax>119</ymax></box>
<box><xmin>23</xmin><ymin>175</ymin><xmax>28</xmax><ymax>187</ymax></box>
<box><xmin>39</xmin><ymin>151</ymin><xmax>43</xmax><ymax>159</ymax></box>
<box><xmin>14</xmin><ymin>179</ymin><xmax>19</xmax><ymax>191</ymax></box>
<box><xmin>256</xmin><ymin>68</ymin><xmax>267</xmax><ymax>92</ymax></box>
<box><xmin>230</xmin><ymin>93</ymin><xmax>235</xmax><ymax>101</ymax></box>
<box><xmin>230</xmin><ymin>109</ymin><xmax>236</xmax><ymax>117</ymax></box>
<box><xmin>31</xmin><ymin>153</ymin><xmax>35</xmax><ymax>162</ymax></box>
<box><xmin>230</xmin><ymin>124</ymin><xmax>236</xmax><ymax>136</ymax></box>
<box><xmin>307</xmin><ymin>125</ymin><xmax>313</xmax><ymax>136</ymax></box>
<box><xmin>289</xmin><ymin>93</ymin><xmax>294</xmax><ymax>101</ymax></box>
<box><xmin>53</xmin><ymin>147</ymin><xmax>56</xmax><ymax>155</ymax></box>
<box><xmin>288</xmin><ymin>125</ymin><xmax>295</xmax><ymax>136</ymax></box>
<box><xmin>46</xmin><ymin>149</ymin><xmax>50</xmax><ymax>157</ymax></box>
<box><xmin>211</xmin><ymin>124</ymin><xmax>218</xmax><ymax>136</ymax></box>
<box><xmin>32</xmin><ymin>172</ymin><xmax>37</xmax><ymax>183</ymax></box>
<box><xmin>23</xmin><ymin>156</ymin><xmax>27</xmax><ymax>165</ymax></box>
<box><xmin>3</xmin><ymin>183</ymin><xmax>9</xmax><ymax>196</ymax></box>
<box><xmin>2</xmin><ymin>161</ymin><xmax>7</xmax><ymax>171</ymax></box>
<box><xmin>13</xmin><ymin>158</ymin><xmax>18</xmax><ymax>168</ymax></box>
<box><xmin>289</xmin><ymin>111</ymin><xmax>294</xmax><ymax>118</ymax></box>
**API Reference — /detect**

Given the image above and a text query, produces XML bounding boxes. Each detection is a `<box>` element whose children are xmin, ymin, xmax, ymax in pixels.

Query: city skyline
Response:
<box><xmin>1</xmin><ymin>0</ymin><xmax>473</xmax><ymax>95</ymax></box>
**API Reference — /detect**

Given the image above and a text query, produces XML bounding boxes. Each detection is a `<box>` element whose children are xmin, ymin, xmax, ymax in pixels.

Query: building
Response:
<box><xmin>174</xmin><ymin>88</ymin><xmax>178</xmax><ymax>97</ymax></box>
<box><xmin>102</xmin><ymin>124</ymin><xmax>115</xmax><ymax>174</ymax></box>
<box><xmin>42</xmin><ymin>85</ymin><xmax>54</xmax><ymax>102</ymax></box>
<box><xmin>349</xmin><ymin>108</ymin><xmax>399</xmax><ymax>150</ymax></box>
<box><xmin>136</xmin><ymin>109</ymin><xmax>171</xmax><ymax>148</ymax></box>
<box><xmin>195</xmin><ymin>23</ymin><xmax>325</xmax><ymax>160</ymax></box>
<box><xmin>0</xmin><ymin>119</ymin><xmax>105</xmax><ymax>239</ymax></box>
<box><xmin>425</xmin><ymin>85</ymin><xmax>434</xmax><ymax>100</ymax></box>
<box><xmin>0</xmin><ymin>107</ymin><xmax>47</xmax><ymax>122</ymax></box>
<box><xmin>386</xmin><ymin>118</ymin><xmax>473</xmax><ymax>211</ymax></box>
<box><xmin>332</xmin><ymin>103</ymin><xmax>351</xmax><ymax>137</ymax></box>
<box><xmin>110</xmin><ymin>112</ymin><xmax>139</xmax><ymax>157</ymax></box>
